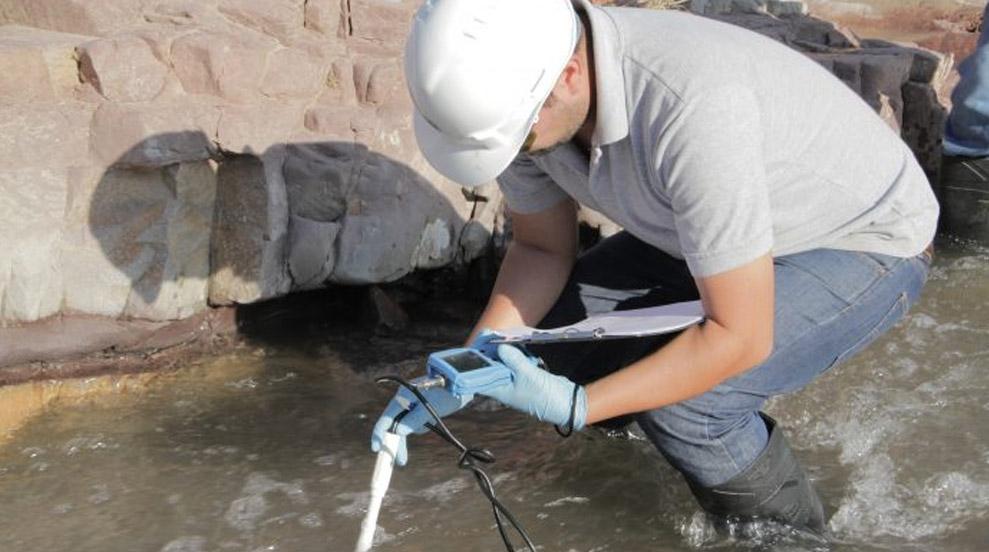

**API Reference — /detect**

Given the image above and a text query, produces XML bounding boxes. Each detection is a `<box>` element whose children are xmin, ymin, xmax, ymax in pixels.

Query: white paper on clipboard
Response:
<box><xmin>490</xmin><ymin>300</ymin><xmax>705</xmax><ymax>344</ymax></box>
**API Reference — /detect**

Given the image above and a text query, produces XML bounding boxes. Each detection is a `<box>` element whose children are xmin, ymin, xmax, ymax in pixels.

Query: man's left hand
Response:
<box><xmin>479</xmin><ymin>344</ymin><xmax>587</xmax><ymax>430</ymax></box>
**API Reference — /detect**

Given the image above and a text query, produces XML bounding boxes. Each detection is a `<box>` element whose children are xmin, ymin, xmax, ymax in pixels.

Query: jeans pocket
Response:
<box><xmin>832</xmin><ymin>292</ymin><xmax>909</xmax><ymax>367</ymax></box>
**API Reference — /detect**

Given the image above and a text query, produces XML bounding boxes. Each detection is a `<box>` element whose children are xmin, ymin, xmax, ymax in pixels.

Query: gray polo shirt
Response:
<box><xmin>497</xmin><ymin>0</ymin><xmax>939</xmax><ymax>277</ymax></box>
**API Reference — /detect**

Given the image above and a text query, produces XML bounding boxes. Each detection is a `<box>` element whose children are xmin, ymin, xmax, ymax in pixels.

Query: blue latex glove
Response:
<box><xmin>371</xmin><ymin>377</ymin><xmax>472</xmax><ymax>466</ymax></box>
<box><xmin>470</xmin><ymin>328</ymin><xmax>502</xmax><ymax>358</ymax></box>
<box><xmin>480</xmin><ymin>344</ymin><xmax>588</xmax><ymax>430</ymax></box>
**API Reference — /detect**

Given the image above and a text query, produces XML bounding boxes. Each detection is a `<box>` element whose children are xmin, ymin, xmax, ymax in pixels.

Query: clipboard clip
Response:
<box><xmin>493</xmin><ymin>326</ymin><xmax>607</xmax><ymax>344</ymax></box>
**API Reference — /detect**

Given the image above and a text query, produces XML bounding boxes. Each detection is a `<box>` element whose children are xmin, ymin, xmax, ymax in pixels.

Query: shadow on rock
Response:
<box><xmin>87</xmin><ymin>131</ymin><xmax>498</xmax><ymax>365</ymax></box>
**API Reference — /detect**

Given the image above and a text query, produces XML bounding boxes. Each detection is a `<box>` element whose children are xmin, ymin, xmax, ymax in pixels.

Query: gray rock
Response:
<box><xmin>91</xmin><ymin>103</ymin><xmax>219</xmax><ymax>168</ymax></box>
<box><xmin>209</xmin><ymin>153</ymin><xmax>291</xmax><ymax>305</ymax></box>
<box><xmin>64</xmin><ymin>162</ymin><xmax>216</xmax><ymax>320</ymax></box>
<box><xmin>366</xmin><ymin>286</ymin><xmax>409</xmax><ymax>331</ymax></box>
<box><xmin>283</xmin><ymin>143</ymin><xmax>352</xmax><ymax>222</ymax></box>
<box><xmin>288</xmin><ymin>215</ymin><xmax>340</xmax><ymax>290</ymax></box>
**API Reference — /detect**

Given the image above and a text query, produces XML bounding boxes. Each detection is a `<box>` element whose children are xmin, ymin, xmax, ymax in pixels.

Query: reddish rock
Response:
<box><xmin>304</xmin><ymin>106</ymin><xmax>355</xmax><ymax>138</ymax></box>
<box><xmin>347</xmin><ymin>0</ymin><xmax>417</xmax><ymax>55</ymax></box>
<box><xmin>216</xmin><ymin>0</ymin><xmax>307</xmax><ymax>44</ymax></box>
<box><xmin>260</xmin><ymin>47</ymin><xmax>326</xmax><ymax>100</ymax></box>
<box><xmin>304</xmin><ymin>0</ymin><xmax>344</xmax><ymax>36</ymax></box>
<box><xmin>170</xmin><ymin>31</ymin><xmax>276</xmax><ymax>102</ymax></box>
<box><xmin>78</xmin><ymin>35</ymin><xmax>168</xmax><ymax>102</ymax></box>
<box><xmin>0</xmin><ymin>0</ymin><xmax>143</xmax><ymax>37</ymax></box>
<box><xmin>0</xmin><ymin>25</ymin><xmax>90</xmax><ymax>103</ymax></box>
<box><xmin>0</xmin><ymin>103</ymin><xmax>94</xmax><ymax>170</ymax></box>
<box><xmin>215</xmin><ymin>101</ymin><xmax>308</xmax><ymax>154</ymax></box>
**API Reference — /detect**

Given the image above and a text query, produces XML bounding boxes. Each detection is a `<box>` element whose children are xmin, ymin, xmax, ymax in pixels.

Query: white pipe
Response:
<box><xmin>354</xmin><ymin>432</ymin><xmax>401</xmax><ymax>552</ymax></box>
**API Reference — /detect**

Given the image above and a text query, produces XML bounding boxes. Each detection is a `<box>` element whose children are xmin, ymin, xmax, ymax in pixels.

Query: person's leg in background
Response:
<box><xmin>941</xmin><ymin>3</ymin><xmax>989</xmax><ymax>243</ymax></box>
<box><xmin>532</xmin><ymin>234</ymin><xmax>932</xmax><ymax>532</ymax></box>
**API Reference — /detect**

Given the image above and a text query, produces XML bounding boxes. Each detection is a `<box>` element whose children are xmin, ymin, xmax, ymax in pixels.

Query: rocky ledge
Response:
<box><xmin>0</xmin><ymin>0</ymin><xmax>966</xmax><ymax>373</ymax></box>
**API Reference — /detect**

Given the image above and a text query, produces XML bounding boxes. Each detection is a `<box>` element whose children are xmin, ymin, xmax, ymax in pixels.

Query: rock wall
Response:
<box><xmin>0</xmin><ymin>0</ymin><xmax>953</xmax><ymax>329</ymax></box>
<box><xmin>0</xmin><ymin>0</ymin><xmax>502</xmax><ymax>326</ymax></box>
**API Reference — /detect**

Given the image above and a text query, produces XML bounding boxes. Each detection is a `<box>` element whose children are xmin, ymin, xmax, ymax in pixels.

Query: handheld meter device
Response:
<box><xmin>425</xmin><ymin>347</ymin><xmax>514</xmax><ymax>397</ymax></box>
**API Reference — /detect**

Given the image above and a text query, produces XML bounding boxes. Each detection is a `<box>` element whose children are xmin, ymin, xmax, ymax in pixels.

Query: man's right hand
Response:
<box><xmin>371</xmin><ymin>379</ymin><xmax>473</xmax><ymax>466</ymax></box>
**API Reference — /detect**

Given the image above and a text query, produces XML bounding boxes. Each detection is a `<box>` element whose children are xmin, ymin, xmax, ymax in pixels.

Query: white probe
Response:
<box><xmin>354</xmin><ymin>431</ymin><xmax>401</xmax><ymax>552</ymax></box>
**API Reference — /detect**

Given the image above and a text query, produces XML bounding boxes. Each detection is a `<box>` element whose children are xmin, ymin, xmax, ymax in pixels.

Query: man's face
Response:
<box><xmin>521</xmin><ymin>69</ymin><xmax>591</xmax><ymax>156</ymax></box>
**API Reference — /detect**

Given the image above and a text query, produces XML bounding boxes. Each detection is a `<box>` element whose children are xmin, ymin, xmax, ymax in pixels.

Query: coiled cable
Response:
<box><xmin>376</xmin><ymin>375</ymin><xmax>536</xmax><ymax>552</ymax></box>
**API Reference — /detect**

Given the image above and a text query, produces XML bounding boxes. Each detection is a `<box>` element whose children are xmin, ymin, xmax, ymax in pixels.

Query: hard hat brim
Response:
<box><xmin>413</xmin><ymin>109</ymin><xmax>532</xmax><ymax>188</ymax></box>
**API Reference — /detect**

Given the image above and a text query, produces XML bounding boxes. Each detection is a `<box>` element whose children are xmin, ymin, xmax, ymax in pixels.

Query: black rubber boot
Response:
<box><xmin>686</xmin><ymin>414</ymin><xmax>826</xmax><ymax>534</ymax></box>
<box><xmin>940</xmin><ymin>155</ymin><xmax>989</xmax><ymax>245</ymax></box>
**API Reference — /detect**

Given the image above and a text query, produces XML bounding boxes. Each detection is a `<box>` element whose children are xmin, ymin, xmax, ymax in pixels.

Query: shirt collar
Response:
<box><xmin>574</xmin><ymin>0</ymin><xmax>629</xmax><ymax>147</ymax></box>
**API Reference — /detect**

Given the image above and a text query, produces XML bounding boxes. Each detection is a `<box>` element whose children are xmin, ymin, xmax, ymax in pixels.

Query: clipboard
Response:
<box><xmin>488</xmin><ymin>300</ymin><xmax>705</xmax><ymax>345</ymax></box>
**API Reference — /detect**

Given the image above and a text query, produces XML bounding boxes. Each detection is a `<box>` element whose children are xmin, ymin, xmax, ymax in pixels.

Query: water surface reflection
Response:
<box><xmin>0</xmin><ymin>240</ymin><xmax>986</xmax><ymax>551</ymax></box>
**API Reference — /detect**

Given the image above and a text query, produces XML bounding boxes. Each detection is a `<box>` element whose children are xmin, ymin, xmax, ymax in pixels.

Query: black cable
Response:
<box><xmin>376</xmin><ymin>375</ymin><xmax>537</xmax><ymax>552</ymax></box>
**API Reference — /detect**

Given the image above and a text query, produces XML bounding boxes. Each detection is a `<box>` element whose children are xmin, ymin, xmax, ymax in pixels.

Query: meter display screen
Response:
<box><xmin>442</xmin><ymin>351</ymin><xmax>493</xmax><ymax>372</ymax></box>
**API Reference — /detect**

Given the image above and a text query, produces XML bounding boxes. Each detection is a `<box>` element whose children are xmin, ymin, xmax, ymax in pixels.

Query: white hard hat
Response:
<box><xmin>405</xmin><ymin>0</ymin><xmax>581</xmax><ymax>187</ymax></box>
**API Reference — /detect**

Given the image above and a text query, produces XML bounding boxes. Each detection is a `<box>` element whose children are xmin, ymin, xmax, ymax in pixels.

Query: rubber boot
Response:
<box><xmin>686</xmin><ymin>414</ymin><xmax>826</xmax><ymax>534</ymax></box>
<box><xmin>940</xmin><ymin>155</ymin><xmax>989</xmax><ymax>245</ymax></box>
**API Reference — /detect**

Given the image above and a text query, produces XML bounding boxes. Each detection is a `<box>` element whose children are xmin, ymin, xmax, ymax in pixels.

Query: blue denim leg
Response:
<box><xmin>533</xmin><ymin>233</ymin><xmax>931</xmax><ymax>487</ymax></box>
<box><xmin>944</xmin><ymin>3</ymin><xmax>989</xmax><ymax>156</ymax></box>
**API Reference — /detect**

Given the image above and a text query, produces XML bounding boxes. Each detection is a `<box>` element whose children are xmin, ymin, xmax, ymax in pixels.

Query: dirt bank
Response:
<box><xmin>807</xmin><ymin>0</ymin><xmax>983</xmax><ymax>62</ymax></box>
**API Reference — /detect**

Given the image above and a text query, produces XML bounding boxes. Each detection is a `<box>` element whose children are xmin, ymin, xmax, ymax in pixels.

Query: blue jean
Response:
<box><xmin>532</xmin><ymin>232</ymin><xmax>931</xmax><ymax>487</ymax></box>
<box><xmin>945</xmin><ymin>4</ymin><xmax>989</xmax><ymax>156</ymax></box>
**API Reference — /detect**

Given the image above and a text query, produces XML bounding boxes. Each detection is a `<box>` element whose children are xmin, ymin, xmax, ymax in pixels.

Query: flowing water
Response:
<box><xmin>0</xmin><ymin>239</ymin><xmax>987</xmax><ymax>552</ymax></box>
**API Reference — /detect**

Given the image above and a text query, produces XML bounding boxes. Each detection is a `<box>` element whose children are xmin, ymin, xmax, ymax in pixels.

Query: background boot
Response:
<box><xmin>686</xmin><ymin>414</ymin><xmax>826</xmax><ymax>534</ymax></box>
<box><xmin>940</xmin><ymin>155</ymin><xmax>989</xmax><ymax>245</ymax></box>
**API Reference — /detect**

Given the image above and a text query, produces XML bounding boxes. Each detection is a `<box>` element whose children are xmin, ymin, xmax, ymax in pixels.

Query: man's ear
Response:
<box><xmin>558</xmin><ymin>56</ymin><xmax>583</xmax><ymax>96</ymax></box>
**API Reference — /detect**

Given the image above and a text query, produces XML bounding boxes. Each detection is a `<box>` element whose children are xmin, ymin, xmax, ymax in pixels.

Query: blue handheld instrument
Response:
<box><xmin>423</xmin><ymin>347</ymin><xmax>517</xmax><ymax>397</ymax></box>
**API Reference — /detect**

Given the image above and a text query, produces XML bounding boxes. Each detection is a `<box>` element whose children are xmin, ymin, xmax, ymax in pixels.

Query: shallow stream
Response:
<box><xmin>0</xmin><ymin>239</ymin><xmax>986</xmax><ymax>551</ymax></box>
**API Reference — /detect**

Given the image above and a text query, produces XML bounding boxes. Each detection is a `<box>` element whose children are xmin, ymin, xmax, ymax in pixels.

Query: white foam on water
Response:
<box><xmin>371</xmin><ymin>524</ymin><xmax>396</xmax><ymax>547</ymax></box>
<box><xmin>242</xmin><ymin>472</ymin><xmax>309</xmax><ymax>505</ymax></box>
<box><xmin>299</xmin><ymin>512</ymin><xmax>323</xmax><ymax>528</ymax></box>
<box><xmin>543</xmin><ymin>496</ymin><xmax>590</xmax><ymax>508</ymax></box>
<box><xmin>677</xmin><ymin>511</ymin><xmax>718</xmax><ymax>548</ymax></box>
<box><xmin>63</xmin><ymin>434</ymin><xmax>115</xmax><ymax>456</ymax></box>
<box><xmin>335</xmin><ymin>491</ymin><xmax>377</xmax><ymax>517</ymax></box>
<box><xmin>829</xmin><ymin>454</ymin><xmax>989</xmax><ymax>541</ymax></box>
<box><xmin>51</xmin><ymin>502</ymin><xmax>73</xmax><ymax>515</ymax></box>
<box><xmin>225</xmin><ymin>473</ymin><xmax>310</xmax><ymax>531</ymax></box>
<box><xmin>20</xmin><ymin>446</ymin><xmax>45</xmax><ymax>458</ymax></box>
<box><xmin>416</xmin><ymin>477</ymin><xmax>469</xmax><ymax>502</ymax></box>
<box><xmin>313</xmin><ymin>454</ymin><xmax>337</xmax><ymax>466</ymax></box>
<box><xmin>225</xmin><ymin>495</ymin><xmax>268</xmax><ymax>531</ymax></box>
<box><xmin>225</xmin><ymin>378</ymin><xmax>259</xmax><ymax>390</ymax></box>
<box><xmin>160</xmin><ymin>536</ymin><xmax>207</xmax><ymax>552</ymax></box>
<box><xmin>87</xmin><ymin>483</ymin><xmax>111</xmax><ymax>505</ymax></box>
<box><xmin>677</xmin><ymin>511</ymin><xmax>829</xmax><ymax>551</ymax></box>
